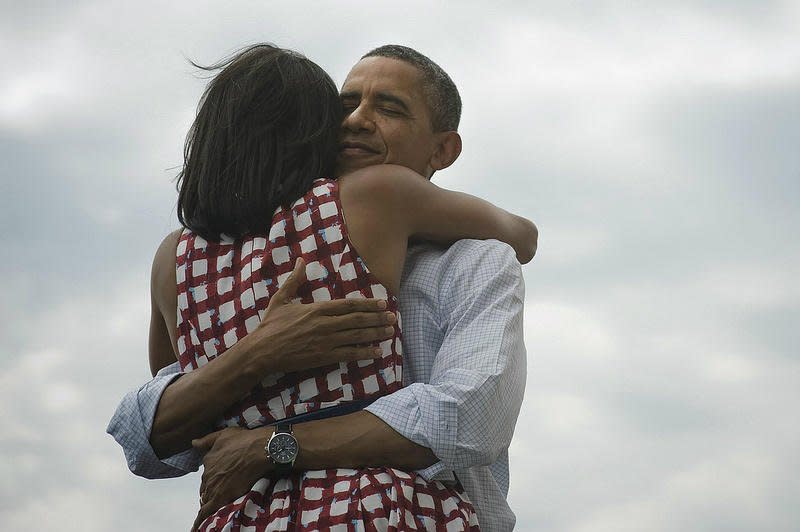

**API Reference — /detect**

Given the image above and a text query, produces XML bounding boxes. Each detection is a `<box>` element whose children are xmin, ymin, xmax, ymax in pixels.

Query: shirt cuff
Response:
<box><xmin>106</xmin><ymin>366</ymin><xmax>201</xmax><ymax>478</ymax></box>
<box><xmin>365</xmin><ymin>385</ymin><xmax>457</xmax><ymax>484</ymax></box>
<box><xmin>415</xmin><ymin>461</ymin><xmax>456</xmax><ymax>484</ymax></box>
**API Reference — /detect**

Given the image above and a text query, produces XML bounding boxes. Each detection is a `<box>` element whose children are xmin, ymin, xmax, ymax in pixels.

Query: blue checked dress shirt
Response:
<box><xmin>107</xmin><ymin>239</ymin><xmax>527</xmax><ymax>531</ymax></box>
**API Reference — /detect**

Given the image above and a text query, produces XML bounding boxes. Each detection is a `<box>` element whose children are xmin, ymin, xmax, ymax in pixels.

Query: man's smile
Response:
<box><xmin>339</xmin><ymin>140</ymin><xmax>381</xmax><ymax>157</ymax></box>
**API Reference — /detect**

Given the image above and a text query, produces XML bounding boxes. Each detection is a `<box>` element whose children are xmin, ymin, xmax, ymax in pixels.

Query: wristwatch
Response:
<box><xmin>265</xmin><ymin>422</ymin><xmax>298</xmax><ymax>473</ymax></box>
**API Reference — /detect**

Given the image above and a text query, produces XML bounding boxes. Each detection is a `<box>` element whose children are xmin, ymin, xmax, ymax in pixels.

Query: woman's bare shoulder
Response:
<box><xmin>152</xmin><ymin>229</ymin><xmax>183</xmax><ymax>269</ymax></box>
<box><xmin>151</xmin><ymin>229</ymin><xmax>183</xmax><ymax>296</ymax></box>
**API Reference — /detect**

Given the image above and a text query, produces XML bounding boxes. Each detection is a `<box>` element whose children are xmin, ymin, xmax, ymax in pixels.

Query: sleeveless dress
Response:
<box><xmin>176</xmin><ymin>179</ymin><xmax>480</xmax><ymax>531</ymax></box>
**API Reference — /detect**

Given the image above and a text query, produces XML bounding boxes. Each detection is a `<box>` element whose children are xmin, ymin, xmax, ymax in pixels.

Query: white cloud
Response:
<box><xmin>0</xmin><ymin>69</ymin><xmax>76</xmax><ymax>131</ymax></box>
<box><xmin>524</xmin><ymin>300</ymin><xmax>619</xmax><ymax>362</ymax></box>
<box><xmin>694</xmin><ymin>261</ymin><xmax>800</xmax><ymax>310</ymax></box>
<box><xmin>0</xmin><ymin>276</ymin><xmax>200</xmax><ymax>530</ymax></box>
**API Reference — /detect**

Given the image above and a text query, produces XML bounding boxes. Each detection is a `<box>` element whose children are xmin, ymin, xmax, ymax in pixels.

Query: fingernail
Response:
<box><xmin>374</xmin><ymin>347</ymin><xmax>383</xmax><ymax>355</ymax></box>
<box><xmin>385</xmin><ymin>312</ymin><xmax>396</xmax><ymax>324</ymax></box>
<box><xmin>384</xmin><ymin>326</ymin><xmax>394</xmax><ymax>334</ymax></box>
<box><xmin>377</xmin><ymin>300</ymin><xmax>387</xmax><ymax>309</ymax></box>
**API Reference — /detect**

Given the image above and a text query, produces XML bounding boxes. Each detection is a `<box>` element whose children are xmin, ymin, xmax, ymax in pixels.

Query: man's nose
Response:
<box><xmin>342</xmin><ymin>104</ymin><xmax>375</xmax><ymax>133</ymax></box>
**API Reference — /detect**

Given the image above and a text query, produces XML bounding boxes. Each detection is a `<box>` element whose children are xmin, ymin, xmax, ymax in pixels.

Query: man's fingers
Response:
<box><xmin>192</xmin><ymin>506</ymin><xmax>211</xmax><ymax>532</ymax></box>
<box><xmin>329</xmin><ymin>345</ymin><xmax>386</xmax><ymax>362</ymax></box>
<box><xmin>192</xmin><ymin>431</ymin><xmax>221</xmax><ymax>453</ymax></box>
<box><xmin>321</xmin><ymin>311</ymin><xmax>396</xmax><ymax>332</ymax></box>
<box><xmin>193</xmin><ymin>489</ymin><xmax>230</xmax><ymax>531</ymax></box>
<box><xmin>194</xmin><ymin>496</ymin><xmax>222</xmax><ymax>531</ymax></box>
<box><xmin>192</xmin><ymin>508</ymin><xmax>204</xmax><ymax>532</ymax></box>
<box><xmin>317</xmin><ymin>297</ymin><xmax>388</xmax><ymax>316</ymax></box>
<box><xmin>271</xmin><ymin>258</ymin><xmax>307</xmax><ymax>306</ymax></box>
<box><xmin>328</xmin><ymin>325</ymin><xmax>395</xmax><ymax>347</ymax></box>
<box><xmin>198</xmin><ymin>475</ymin><xmax>212</xmax><ymax>500</ymax></box>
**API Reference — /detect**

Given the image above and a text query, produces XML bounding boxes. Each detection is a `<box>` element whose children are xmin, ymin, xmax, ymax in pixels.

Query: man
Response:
<box><xmin>108</xmin><ymin>45</ymin><xmax>529</xmax><ymax>531</ymax></box>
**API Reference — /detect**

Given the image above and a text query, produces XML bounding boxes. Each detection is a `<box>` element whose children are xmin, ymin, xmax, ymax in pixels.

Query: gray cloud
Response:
<box><xmin>1</xmin><ymin>1</ymin><xmax>798</xmax><ymax>530</ymax></box>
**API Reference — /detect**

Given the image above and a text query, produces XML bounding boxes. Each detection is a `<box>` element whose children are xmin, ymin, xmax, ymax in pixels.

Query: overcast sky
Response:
<box><xmin>1</xmin><ymin>1</ymin><xmax>798</xmax><ymax>530</ymax></box>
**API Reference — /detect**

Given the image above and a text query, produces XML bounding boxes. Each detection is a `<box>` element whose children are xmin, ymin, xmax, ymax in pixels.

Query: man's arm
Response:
<box><xmin>106</xmin><ymin>361</ymin><xmax>199</xmax><ymax>479</ymax></box>
<box><xmin>197</xmin><ymin>240</ymin><xmax>524</xmax><ymax>490</ymax></box>
<box><xmin>190</xmin><ymin>409</ymin><xmax>439</xmax><ymax>527</ymax></box>
<box><xmin>155</xmin><ymin>252</ymin><xmax>403</xmax><ymax>456</ymax></box>
<box><xmin>298</xmin><ymin>240</ymin><xmax>524</xmax><ymax>475</ymax></box>
<box><xmin>108</xmin><ymin>257</ymin><xmax>398</xmax><ymax>477</ymax></box>
<box><xmin>364</xmin><ymin>240</ymin><xmax>526</xmax><ymax>474</ymax></box>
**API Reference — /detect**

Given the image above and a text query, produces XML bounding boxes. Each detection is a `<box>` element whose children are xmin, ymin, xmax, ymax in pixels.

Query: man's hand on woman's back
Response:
<box><xmin>149</xmin><ymin>257</ymin><xmax>397</xmax><ymax>459</ymax></box>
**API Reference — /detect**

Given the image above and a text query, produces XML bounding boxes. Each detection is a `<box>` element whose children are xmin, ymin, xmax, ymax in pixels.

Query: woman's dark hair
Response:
<box><xmin>176</xmin><ymin>44</ymin><xmax>343</xmax><ymax>240</ymax></box>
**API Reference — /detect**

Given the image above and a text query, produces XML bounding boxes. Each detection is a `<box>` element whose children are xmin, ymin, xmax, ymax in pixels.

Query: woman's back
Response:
<box><xmin>176</xmin><ymin>178</ymin><xmax>404</xmax><ymax>427</ymax></box>
<box><xmin>177</xmin><ymin>177</ymin><xmax>480</xmax><ymax>531</ymax></box>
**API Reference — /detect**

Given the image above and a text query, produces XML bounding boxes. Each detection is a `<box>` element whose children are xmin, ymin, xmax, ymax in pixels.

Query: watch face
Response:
<box><xmin>268</xmin><ymin>433</ymin><xmax>298</xmax><ymax>464</ymax></box>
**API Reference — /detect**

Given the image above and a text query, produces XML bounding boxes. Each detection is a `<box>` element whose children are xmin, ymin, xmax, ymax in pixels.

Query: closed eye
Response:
<box><xmin>341</xmin><ymin>99</ymin><xmax>359</xmax><ymax>113</ymax></box>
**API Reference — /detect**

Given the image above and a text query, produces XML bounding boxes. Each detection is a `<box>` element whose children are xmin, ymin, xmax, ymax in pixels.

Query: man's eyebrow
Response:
<box><xmin>375</xmin><ymin>92</ymin><xmax>410</xmax><ymax>113</ymax></box>
<box><xmin>339</xmin><ymin>90</ymin><xmax>411</xmax><ymax>114</ymax></box>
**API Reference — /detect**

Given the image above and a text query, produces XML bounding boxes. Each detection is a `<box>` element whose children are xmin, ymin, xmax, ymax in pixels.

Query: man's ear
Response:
<box><xmin>430</xmin><ymin>131</ymin><xmax>462</xmax><ymax>172</ymax></box>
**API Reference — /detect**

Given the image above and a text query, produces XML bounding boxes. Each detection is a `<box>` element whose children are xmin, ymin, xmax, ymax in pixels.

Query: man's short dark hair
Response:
<box><xmin>362</xmin><ymin>45</ymin><xmax>461</xmax><ymax>132</ymax></box>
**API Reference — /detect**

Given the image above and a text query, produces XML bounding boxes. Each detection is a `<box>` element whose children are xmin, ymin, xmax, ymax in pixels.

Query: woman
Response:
<box><xmin>149</xmin><ymin>44</ymin><xmax>536</xmax><ymax>531</ymax></box>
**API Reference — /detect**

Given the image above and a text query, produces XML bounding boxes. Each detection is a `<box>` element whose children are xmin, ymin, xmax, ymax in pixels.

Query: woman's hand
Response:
<box><xmin>191</xmin><ymin>426</ymin><xmax>273</xmax><ymax>531</ymax></box>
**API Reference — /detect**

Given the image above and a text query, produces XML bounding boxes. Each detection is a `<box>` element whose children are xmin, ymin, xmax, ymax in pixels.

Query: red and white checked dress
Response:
<box><xmin>176</xmin><ymin>178</ymin><xmax>480</xmax><ymax>531</ymax></box>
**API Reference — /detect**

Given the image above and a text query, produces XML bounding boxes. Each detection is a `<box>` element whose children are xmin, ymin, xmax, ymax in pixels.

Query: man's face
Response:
<box><xmin>337</xmin><ymin>57</ymin><xmax>439</xmax><ymax>177</ymax></box>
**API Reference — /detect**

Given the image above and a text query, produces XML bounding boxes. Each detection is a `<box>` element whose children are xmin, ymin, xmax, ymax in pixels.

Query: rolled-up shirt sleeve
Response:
<box><xmin>366</xmin><ymin>241</ymin><xmax>526</xmax><ymax>481</ymax></box>
<box><xmin>106</xmin><ymin>362</ymin><xmax>202</xmax><ymax>479</ymax></box>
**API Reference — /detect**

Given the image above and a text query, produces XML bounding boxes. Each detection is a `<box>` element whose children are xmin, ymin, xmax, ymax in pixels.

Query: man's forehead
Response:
<box><xmin>341</xmin><ymin>56</ymin><xmax>424</xmax><ymax>96</ymax></box>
